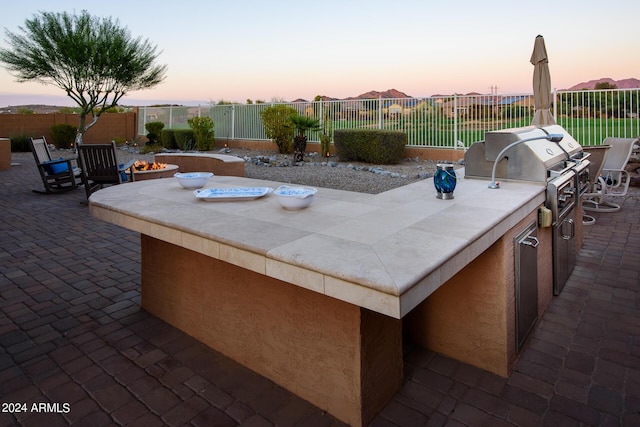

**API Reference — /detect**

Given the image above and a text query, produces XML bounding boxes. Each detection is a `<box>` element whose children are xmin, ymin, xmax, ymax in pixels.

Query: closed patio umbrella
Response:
<box><xmin>530</xmin><ymin>35</ymin><xmax>556</xmax><ymax>126</ymax></box>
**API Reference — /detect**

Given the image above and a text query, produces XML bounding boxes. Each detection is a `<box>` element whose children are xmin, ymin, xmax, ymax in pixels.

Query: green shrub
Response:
<box><xmin>139</xmin><ymin>143</ymin><xmax>162</xmax><ymax>154</ymax></box>
<box><xmin>173</xmin><ymin>129</ymin><xmax>196</xmax><ymax>150</ymax></box>
<box><xmin>160</xmin><ymin>129</ymin><xmax>177</xmax><ymax>149</ymax></box>
<box><xmin>10</xmin><ymin>134</ymin><xmax>31</xmax><ymax>152</ymax></box>
<box><xmin>333</xmin><ymin>129</ymin><xmax>407</xmax><ymax>164</ymax></box>
<box><xmin>260</xmin><ymin>105</ymin><xmax>296</xmax><ymax>154</ymax></box>
<box><xmin>50</xmin><ymin>123</ymin><xmax>77</xmax><ymax>149</ymax></box>
<box><xmin>187</xmin><ymin>116</ymin><xmax>214</xmax><ymax>151</ymax></box>
<box><xmin>145</xmin><ymin>121</ymin><xmax>165</xmax><ymax>145</ymax></box>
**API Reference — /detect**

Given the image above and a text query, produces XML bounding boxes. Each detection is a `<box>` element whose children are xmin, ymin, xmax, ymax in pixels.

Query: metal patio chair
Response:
<box><xmin>29</xmin><ymin>136</ymin><xmax>82</xmax><ymax>194</ymax></box>
<box><xmin>77</xmin><ymin>142</ymin><xmax>136</xmax><ymax>199</ymax></box>
<box><xmin>581</xmin><ymin>144</ymin><xmax>611</xmax><ymax>223</ymax></box>
<box><xmin>583</xmin><ymin>137</ymin><xmax>638</xmax><ymax>214</ymax></box>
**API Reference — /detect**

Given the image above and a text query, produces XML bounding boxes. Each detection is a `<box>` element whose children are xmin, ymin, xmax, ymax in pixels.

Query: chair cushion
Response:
<box><xmin>43</xmin><ymin>158</ymin><xmax>69</xmax><ymax>175</ymax></box>
<box><xmin>119</xmin><ymin>164</ymin><xmax>128</xmax><ymax>182</ymax></box>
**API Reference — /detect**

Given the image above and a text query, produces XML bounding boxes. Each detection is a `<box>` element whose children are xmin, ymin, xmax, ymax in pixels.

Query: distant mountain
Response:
<box><xmin>0</xmin><ymin>104</ymin><xmax>63</xmax><ymax>114</ymax></box>
<box><xmin>346</xmin><ymin>89</ymin><xmax>412</xmax><ymax>100</ymax></box>
<box><xmin>317</xmin><ymin>95</ymin><xmax>339</xmax><ymax>102</ymax></box>
<box><xmin>567</xmin><ymin>77</ymin><xmax>640</xmax><ymax>90</ymax></box>
<box><xmin>292</xmin><ymin>90</ymin><xmax>411</xmax><ymax>103</ymax></box>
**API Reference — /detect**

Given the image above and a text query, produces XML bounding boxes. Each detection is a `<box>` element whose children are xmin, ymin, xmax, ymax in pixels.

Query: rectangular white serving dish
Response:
<box><xmin>194</xmin><ymin>187</ymin><xmax>273</xmax><ymax>201</ymax></box>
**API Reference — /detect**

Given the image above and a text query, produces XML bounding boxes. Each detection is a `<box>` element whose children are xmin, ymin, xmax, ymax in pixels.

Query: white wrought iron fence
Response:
<box><xmin>138</xmin><ymin>88</ymin><xmax>640</xmax><ymax>148</ymax></box>
<box><xmin>555</xmin><ymin>88</ymin><xmax>640</xmax><ymax>145</ymax></box>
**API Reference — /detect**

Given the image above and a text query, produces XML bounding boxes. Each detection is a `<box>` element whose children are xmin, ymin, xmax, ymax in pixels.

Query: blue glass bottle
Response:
<box><xmin>434</xmin><ymin>164</ymin><xmax>457</xmax><ymax>199</ymax></box>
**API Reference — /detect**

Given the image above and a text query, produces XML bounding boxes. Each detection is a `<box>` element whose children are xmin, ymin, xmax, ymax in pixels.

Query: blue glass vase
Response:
<box><xmin>434</xmin><ymin>164</ymin><xmax>457</xmax><ymax>199</ymax></box>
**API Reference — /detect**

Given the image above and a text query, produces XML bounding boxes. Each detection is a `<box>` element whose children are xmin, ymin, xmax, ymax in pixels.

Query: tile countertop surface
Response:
<box><xmin>89</xmin><ymin>171</ymin><xmax>546</xmax><ymax>319</ymax></box>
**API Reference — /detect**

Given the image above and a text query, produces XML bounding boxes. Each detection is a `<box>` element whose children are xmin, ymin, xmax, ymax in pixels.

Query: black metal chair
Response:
<box><xmin>77</xmin><ymin>142</ymin><xmax>136</xmax><ymax>199</ymax></box>
<box><xmin>29</xmin><ymin>136</ymin><xmax>82</xmax><ymax>194</ymax></box>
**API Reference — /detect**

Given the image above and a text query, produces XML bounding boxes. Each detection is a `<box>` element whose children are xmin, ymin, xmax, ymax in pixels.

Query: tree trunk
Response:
<box><xmin>293</xmin><ymin>135</ymin><xmax>307</xmax><ymax>163</ymax></box>
<box><xmin>74</xmin><ymin>113</ymin><xmax>100</xmax><ymax>149</ymax></box>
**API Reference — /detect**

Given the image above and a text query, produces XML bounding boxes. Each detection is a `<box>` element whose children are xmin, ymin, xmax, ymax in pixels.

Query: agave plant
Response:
<box><xmin>289</xmin><ymin>114</ymin><xmax>320</xmax><ymax>162</ymax></box>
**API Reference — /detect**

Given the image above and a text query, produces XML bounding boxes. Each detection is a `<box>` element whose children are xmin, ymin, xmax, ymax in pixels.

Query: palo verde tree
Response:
<box><xmin>0</xmin><ymin>10</ymin><xmax>167</xmax><ymax>146</ymax></box>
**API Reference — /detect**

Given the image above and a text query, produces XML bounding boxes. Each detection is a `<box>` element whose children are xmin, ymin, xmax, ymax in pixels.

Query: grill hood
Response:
<box><xmin>464</xmin><ymin>125</ymin><xmax>584</xmax><ymax>183</ymax></box>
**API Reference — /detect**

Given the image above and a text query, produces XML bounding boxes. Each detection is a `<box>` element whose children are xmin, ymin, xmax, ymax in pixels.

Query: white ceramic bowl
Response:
<box><xmin>174</xmin><ymin>172</ymin><xmax>213</xmax><ymax>189</ymax></box>
<box><xmin>274</xmin><ymin>185</ymin><xmax>317</xmax><ymax>210</ymax></box>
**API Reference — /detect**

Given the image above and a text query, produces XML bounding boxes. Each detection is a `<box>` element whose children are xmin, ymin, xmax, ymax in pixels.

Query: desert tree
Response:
<box><xmin>0</xmin><ymin>10</ymin><xmax>167</xmax><ymax>146</ymax></box>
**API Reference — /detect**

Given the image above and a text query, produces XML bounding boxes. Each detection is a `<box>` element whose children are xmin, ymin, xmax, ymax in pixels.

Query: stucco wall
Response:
<box><xmin>404</xmin><ymin>209</ymin><xmax>553</xmax><ymax>377</ymax></box>
<box><xmin>141</xmin><ymin>236</ymin><xmax>403</xmax><ymax>426</ymax></box>
<box><xmin>0</xmin><ymin>112</ymin><xmax>137</xmax><ymax>145</ymax></box>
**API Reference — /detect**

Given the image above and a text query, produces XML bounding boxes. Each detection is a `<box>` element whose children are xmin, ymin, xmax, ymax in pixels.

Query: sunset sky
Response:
<box><xmin>1</xmin><ymin>0</ymin><xmax>638</xmax><ymax>107</ymax></box>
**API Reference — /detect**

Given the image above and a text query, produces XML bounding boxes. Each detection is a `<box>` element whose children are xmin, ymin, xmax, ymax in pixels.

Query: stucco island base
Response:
<box><xmin>89</xmin><ymin>173</ymin><xmax>560</xmax><ymax>425</ymax></box>
<box><xmin>141</xmin><ymin>235</ymin><xmax>403</xmax><ymax>427</ymax></box>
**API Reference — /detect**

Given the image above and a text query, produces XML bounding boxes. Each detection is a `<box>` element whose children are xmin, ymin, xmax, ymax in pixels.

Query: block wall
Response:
<box><xmin>0</xmin><ymin>111</ymin><xmax>137</xmax><ymax>146</ymax></box>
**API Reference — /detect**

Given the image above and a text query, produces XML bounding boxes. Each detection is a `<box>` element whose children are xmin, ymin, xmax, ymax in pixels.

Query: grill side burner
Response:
<box><xmin>547</xmin><ymin>171</ymin><xmax>577</xmax><ymax>222</ymax></box>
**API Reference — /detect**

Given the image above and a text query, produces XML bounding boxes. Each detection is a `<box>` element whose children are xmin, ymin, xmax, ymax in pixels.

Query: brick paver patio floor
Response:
<box><xmin>1</xmin><ymin>152</ymin><xmax>639</xmax><ymax>426</ymax></box>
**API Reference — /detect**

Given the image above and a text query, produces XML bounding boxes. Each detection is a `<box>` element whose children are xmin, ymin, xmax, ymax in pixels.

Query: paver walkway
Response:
<box><xmin>1</xmin><ymin>152</ymin><xmax>639</xmax><ymax>426</ymax></box>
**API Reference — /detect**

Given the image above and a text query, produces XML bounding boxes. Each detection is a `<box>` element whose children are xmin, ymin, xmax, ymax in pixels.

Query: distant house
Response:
<box><xmin>382</xmin><ymin>99</ymin><xmax>420</xmax><ymax>116</ymax></box>
<box><xmin>441</xmin><ymin>97</ymin><xmax>478</xmax><ymax>118</ymax></box>
<box><xmin>341</xmin><ymin>100</ymin><xmax>366</xmax><ymax>115</ymax></box>
<box><xmin>496</xmin><ymin>96</ymin><xmax>534</xmax><ymax>117</ymax></box>
<box><xmin>437</xmin><ymin>95</ymin><xmax>535</xmax><ymax>118</ymax></box>
<box><xmin>413</xmin><ymin>100</ymin><xmax>436</xmax><ymax>114</ymax></box>
<box><xmin>386</xmin><ymin>103</ymin><xmax>403</xmax><ymax>115</ymax></box>
<box><xmin>497</xmin><ymin>96</ymin><xmax>533</xmax><ymax>108</ymax></box>
<box><xmin>304</xmin><ymin>106</ymin><xmax>315</xmax><ymax>117</ymax></box>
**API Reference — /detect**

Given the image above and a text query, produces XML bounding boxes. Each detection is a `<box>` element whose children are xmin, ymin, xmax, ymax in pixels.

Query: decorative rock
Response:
<box><xmin>236</xmin><ymin>150</ymin><xmax>443</xmax><ymax>188</ymax></box>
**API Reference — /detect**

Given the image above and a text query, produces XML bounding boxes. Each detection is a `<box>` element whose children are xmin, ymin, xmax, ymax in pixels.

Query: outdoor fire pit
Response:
<box><xmin>132</xmin><ymin>160</ymin><xmax>179</xmax><ymax>180</ymax></box>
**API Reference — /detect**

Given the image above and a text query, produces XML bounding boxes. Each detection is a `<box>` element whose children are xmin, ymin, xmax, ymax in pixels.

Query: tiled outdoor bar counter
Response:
<box><xmin>89</xmin><ymin>171</ymin><xmax>560</xmax><ymax>426</ymax></box>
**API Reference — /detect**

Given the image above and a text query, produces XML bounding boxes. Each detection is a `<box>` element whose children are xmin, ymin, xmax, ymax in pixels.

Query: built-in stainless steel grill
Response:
<box><xmin>465</xmin><ymin>125</ymin><xmax>587</xmax><ymax>184</ymax></box>
<box><xmin>464</xmin><ymin>125</ymin><xmax>590</xmax><ymax>296</ymax></box>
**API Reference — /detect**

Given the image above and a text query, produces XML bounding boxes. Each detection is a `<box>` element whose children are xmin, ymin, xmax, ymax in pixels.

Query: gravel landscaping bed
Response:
<box><xmin>127</xmin><ymin>147</ymin><xmax>463</xmax><ymax>194</ymax></box>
